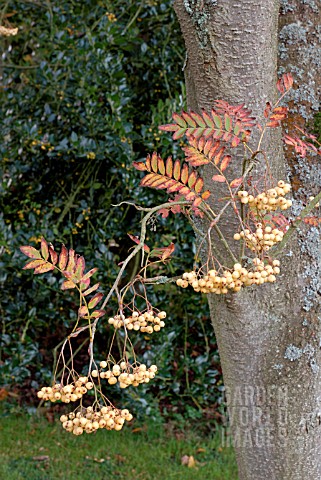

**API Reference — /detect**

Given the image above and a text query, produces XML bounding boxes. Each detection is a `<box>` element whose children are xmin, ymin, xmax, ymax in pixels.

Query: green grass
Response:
<box><xmin>0</xmin><ymin>412</ymin><xmax>238</xmax><ymax>480</ymax></box>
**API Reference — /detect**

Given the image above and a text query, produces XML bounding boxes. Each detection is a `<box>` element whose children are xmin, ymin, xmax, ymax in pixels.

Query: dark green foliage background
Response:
<box><xmin>0</xmin><ymin>0</ymin><xmax>223</xmax><ymax>423</ymax></box>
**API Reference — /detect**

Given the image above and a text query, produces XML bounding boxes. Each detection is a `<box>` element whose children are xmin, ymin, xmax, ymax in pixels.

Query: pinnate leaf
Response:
<box><xmin>151</xmin><ymin>152</ymin><xmax>158</xmax><ymax>172</ymax></box>
<box><xmin>224</xmin><ymin>114</ymin><xmax>232</xmax><ymax>132</ymax></box>
<box><xmin>133</xmin><ymin>161</ymin><xmax>147</xmax><ymax>171</ymax></box>
<box><xmin>128</xmin><ymin>234</ymin><xmax>150</xmax><ymax>253</ymax></box>
<box><xmin>23</xmin><ymin>259</ymin><xmax>46</xmax><ymax>270</ymax></box>
<box><xmin>212</xmin><ymin>112</ymin><xmax>222</xmax><ymax>129</ymax></box>
<box><xmin>173</xmin><ymin>160</ymin><xmax>181</xmax><ymax>180</ymax></box>
<box><xmin>81</xmin><ymin>268</ymin><xmax>98</xmax><ymax>281</ymax></box>
<box><xmin>212</xmin><ymin>175</ymin><xmax>226</xmax><ymax>183</ymax></box>
<box><xmin>172</xmin><ymin>112</ymin><xmax>187</xmax><ymax>127</ymax></box>
<box><xmin>49</xmin><ymin>246</ymin><xmax>58</xmax><ymax>265</ymax></box>
<box><xmin>61</xmin><ymin>280</ymin><xmax>76</xmax><ymax>290</ymax></box>
<box><xmin>66</xmin><ymin>249</ymin><xmax>76</xmax><ymax>273</ymax></box>
<box><xmin>34</xmin><ymin>263</ymin><xmax>55</xmax><ymax>274</ymax></box>
<box><xmin>75</xmin><ymin>256</ymin><xmax>85</xmax><ymax>279</ymax></box>
<box><xmin>201</xmin><ymin>190</ymin><xmax>211</xmax><ymax>200</ymax></box>
<box><xmin>79</xmin><ymin>306</ymin><xmax>89</xmax><ymax>317</ymax></box>
<box><xmin>20</xmin><ymin>246</ymin><xmax>41</xmax><ymax>259</ymax></box>
<box><xmin>220</xmin><ymin>155</ymin><xmax>232</xmax><ymax>172</ymax></box>
<box><xmin>194</xmin><ymin>178</ymin><xmax>204</xmax><ymax>193</ymax></box>
<box><xmin>59</xmin><ymin>245</ymin><xmax>68</xmax><ymax>270</ymax></box>
<box><xmin>83</xmin><ymin>283</ymin><xmax>100</xmax><ymax>296</ymax></box>
<box><xmin>181</xmin><ymin>164</ymin><xmax>189</xmax><ymax>184</ymax></box>
<box><xmin>91</xmin><ymin>310</ymin><xmax>106</xmax><ymax>319</ymax></box>
<box><xmin>80</xmin><ymin>278</ymin><xmax>91</xmax><ymax>291</ymax></box>
<box><xmin>182</xmin><ymin>111</ymin><xmax>196</xmax><ymax>127</ymax></box>
<box><xmin>88</xmin><ymin>293</ymin><xmax>103</xmax><ymax>309</ymax></box>
<box><xmin>230</xmin><ymin>177</ymin><xmax>244</xmax><ymax>188</ymax></box>
<box><xmin>41</xmin><ymin>238</ymin><xmax>49</xmax><ymax>261</ymax></box>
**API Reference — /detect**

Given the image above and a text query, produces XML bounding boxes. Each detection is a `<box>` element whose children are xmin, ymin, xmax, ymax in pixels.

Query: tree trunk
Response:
<box><xmin>174</xmin><ymin>1</ymin><xmax>321</xmax><ymax>479</ymax></box>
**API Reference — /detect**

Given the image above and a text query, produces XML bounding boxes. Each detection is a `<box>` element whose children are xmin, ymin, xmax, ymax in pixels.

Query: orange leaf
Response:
<box><xmin>194</xmin><ymin>177</ymin><xmax>204</xmax><ymax>193</ymax></box>
<box><xmin>61</xmin><ymin>280</ymin><xmax>76</xmax><ymax>290</ymax></box>
<box><xmin>173</xmin><ymin>160</ymin><xmax>181</xmax><ymax>181</ymax></box>
<box><xmin>58</xmin><ymin>245</ymin><xmax>68</xmax><ymax>270</ymax></box>
<box><xmin>166</xmin><ymin>156</ymin><xmax>173</xmax><ymax>177</ymax></box>
<box><xmin>133</xmin><ymin>161</ymin><xmax>147</xmax><ymax>171</ymax></box>
<box><xmin>220</xmin><ymin>155</ymin><xmax>232</xmax><ymax>172</ymax></box>
<box><xmin>201</xmin><ymin>190</ymin><xmax>211</xmax><ymax>200</ymax></box>
<box><xmin>161</xmin><ymin>242</ymin><xmax>175</xmax><ymax>261</ymax></box>
<box><xmin>230</xmin><ymin>177</ymin><xmax>243</xmax><ymax>188</ymax></box>
<box><xmin>188</xmin><ymin>171</ymin><xmax>197</xmax><ymax>189</ymax></box>
<box><xmin>212</xmin><ymin>175</ymin><xmax>225</xmax><ymax>183</ymax></box>
<box><xmin>180</xmin><ymin>164</ymin><xmax>189</xmax><ymax>184</ymax></box>
<box><xmin>49</xmin><ymin>246</ymin><xmax>58</xmax><ymax>265</ymax></box>
<box><xmin>79</xmin><ymin>306</ymin><xmax>89</xmax><ymax>317</ymax></box>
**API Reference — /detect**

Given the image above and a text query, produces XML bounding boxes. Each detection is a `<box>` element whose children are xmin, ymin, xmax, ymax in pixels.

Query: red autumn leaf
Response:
<box><xmin>128</xmin><ymin>234</ymin><xmax>150</xmax><ymax>253</ymax></box>
<box><xmin>49</xmin><ymin>246</ymin><xmax>58</xmax><ymax>265</ymax></box>
<box><xmin>230</xmin><ymin>177</ymin><xmax>244</xmax><ymax>188</ymax></box>
<box><xmin>161</xmin><ymin>242</ymin><xmax>175</xmax><ymax>261</ymax></box>
<box><xmin>133</xmin><ymin>161</ymin><xmax>147</xmax><ymax>171</ymax></box>
<box><xmin>212</xmin><ymin>175</ymin><xmax>225</xmax><ymax>183</ymax></box>
<box><xmin>66</xmin><ymin>249</ymin><xmax>76</xmax><ymax>273</ymax></box>
<box><xmin>75</xmin><ymin>256</ymin><xmax>86</xmax><ymax>279</ymax></box>
<box><xmin>264</xmin><ymin>102</ymin><xmax>272</xmax><ymax>118</ymax></box>
<box><xmin>58</xmin><ymin>245</ymin><xmax>68</xmax><ymax>270</ymax></box>
<box><xmin>80</xmin><ymin>278</ymin><xmax>90</xmax><ymax>291</ymax></box>
<box><xmin>220</xmin><ymin>155</ymin><xmax>232</xmax><ymax>172</ymax></box>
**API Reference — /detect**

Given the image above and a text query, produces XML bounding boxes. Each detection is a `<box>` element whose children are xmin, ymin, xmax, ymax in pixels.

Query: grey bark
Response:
<box><xmin>174</xmin><ymin>1</ymin><xmax>321</xmax><ymax>479</ymax></box>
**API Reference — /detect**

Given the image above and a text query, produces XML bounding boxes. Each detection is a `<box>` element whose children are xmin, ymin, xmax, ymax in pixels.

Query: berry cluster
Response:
<box><xmin>234</xmin><ymin>225</ymin><xmax>284</xmax><ymax>252</ymax></box>
<box><xmin>91</xmin><ymin>362</ymin><xmax>158</xmax><ymax>388</ymax></box>
<box><xmin>37</xmin><ymin>377</ymin><xmax>93</xmax><ymax>403</ymax></box>
<box><xmin>238</xmin><ymin>181</ymin><xmax>292</xmax><ymax>211</ymax></box>
<box><xmin>177</xmin><ymin>260</ymin><xmax>280</xmax><ymax>294</ymax></box>
<box><xmin>108</xmin><ymin>311</ymin><xmax>166</xmax><ymax>333</ymax></box>
<box><xmin>60</xmin><ymin>406</ymin><xmax>133</xmax><ymax>435</ymax></box>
